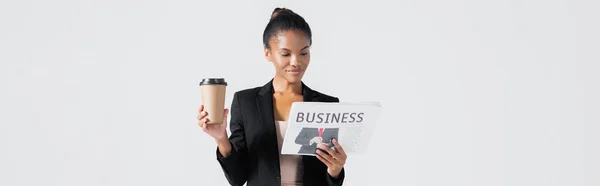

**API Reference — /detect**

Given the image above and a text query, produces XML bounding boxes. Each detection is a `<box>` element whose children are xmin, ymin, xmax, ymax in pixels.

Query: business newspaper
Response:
<box><xmin>280</xmin><ymin>102</ymin><xmax>381</xmax><ymax>156</ymax></box>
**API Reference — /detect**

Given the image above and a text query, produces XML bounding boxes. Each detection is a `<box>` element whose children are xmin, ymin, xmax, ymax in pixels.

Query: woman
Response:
<box><xmin>198</xmin><ymin>8</ymin><xmax>347</xmax><ymax>186</ymax></box>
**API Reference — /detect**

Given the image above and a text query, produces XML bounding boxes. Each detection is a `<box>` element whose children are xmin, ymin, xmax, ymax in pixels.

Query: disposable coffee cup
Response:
<box><xmin>199</xmin><ymin>78</ymin><xmax>227</xmax><ymax>124</ymax></box>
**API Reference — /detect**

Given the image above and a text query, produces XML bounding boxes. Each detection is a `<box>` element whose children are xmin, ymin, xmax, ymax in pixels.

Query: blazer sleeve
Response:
<box><xmin>326</xmin><ymin>168</ymin><xmax>345</xmax><ymax>186</ymax></box>
<box><xmin>215</xmin><ymin>92</ymin><xmax>248</xmax><ymax>186</ymax></box>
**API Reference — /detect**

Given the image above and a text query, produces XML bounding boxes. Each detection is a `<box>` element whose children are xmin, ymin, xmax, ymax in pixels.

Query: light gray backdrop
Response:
<box><xmin>1</xmin><ymin>0</ymin><xmax>598</xmax><ymax>185</ymax></box>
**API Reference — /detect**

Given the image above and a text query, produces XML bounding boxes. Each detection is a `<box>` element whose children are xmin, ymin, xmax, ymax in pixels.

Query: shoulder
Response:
<box><xmin>232</xmin><ymin>86</ymin><xmax>261</xmax><ymax>100</ymax></box>
<box><xmin>311</xmin><ymin>89</ymin><xmax>340</xmax><ymax>103</ymax></box>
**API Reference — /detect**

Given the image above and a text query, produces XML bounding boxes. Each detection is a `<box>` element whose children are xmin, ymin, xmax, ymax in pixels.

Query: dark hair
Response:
<box><xmin>262</xmin><ymin>8</ymin><xmax>312</xmax><ymax>49</ymax></box>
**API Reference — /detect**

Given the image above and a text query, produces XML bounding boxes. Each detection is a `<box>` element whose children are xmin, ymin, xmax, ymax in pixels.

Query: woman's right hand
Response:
<box><xmin>197</xmin><ymin>104</ymin><xmax>229</xmax><ymax>141</ymax></box>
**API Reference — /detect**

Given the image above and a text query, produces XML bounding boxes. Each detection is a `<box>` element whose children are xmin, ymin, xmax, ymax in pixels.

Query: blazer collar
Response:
<box><xmin>257</xmin><ymin>78</ymin><xmax>318</xmax><ymax>102</ymax></box>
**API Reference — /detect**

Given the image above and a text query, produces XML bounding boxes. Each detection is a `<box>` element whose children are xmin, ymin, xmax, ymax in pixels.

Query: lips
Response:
<box><xmin>286</xmin><ymin>69</ymin><xmax>302</xmax><ymax>75</ymax></box>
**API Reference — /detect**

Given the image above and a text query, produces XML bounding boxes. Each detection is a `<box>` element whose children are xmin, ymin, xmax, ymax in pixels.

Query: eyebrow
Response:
<box><xmin>279</xmin><ymin>46</ymin><xmax>310</xmax><ymax>51</ymax></box>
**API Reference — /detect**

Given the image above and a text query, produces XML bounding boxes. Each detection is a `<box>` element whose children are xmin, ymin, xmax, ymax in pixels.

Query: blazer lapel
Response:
<box><xmin>257</xmin><ymin>79</ymin><xmax>277</xmax><ymax>144</ymax></box>
<box><xmin>256</xmin><ymin>79</ymin><xmax>287</xmax><ymax>176</ymax></box>
<box><xmin>302</xmin><ymin>81</ymin><xmax>318</xmax><ymax>102</ymax></box>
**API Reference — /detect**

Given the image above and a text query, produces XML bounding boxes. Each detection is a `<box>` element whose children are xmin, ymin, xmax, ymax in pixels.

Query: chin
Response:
<box><xmin>284</xmin><ymin>76</ymin><xmax>303</xmax><ymax>84</ymax></box>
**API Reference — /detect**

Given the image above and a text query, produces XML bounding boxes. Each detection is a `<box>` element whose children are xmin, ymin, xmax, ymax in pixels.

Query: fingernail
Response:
<box><xmin>333</xmin><ymin>138</ymin><xmax>337</xmax><ymax>143</ymax></box>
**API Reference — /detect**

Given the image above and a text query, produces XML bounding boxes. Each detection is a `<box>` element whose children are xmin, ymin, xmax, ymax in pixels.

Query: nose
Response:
<box><xmin>290</xmin><ymin>55</ymin><xmax>301</xmax><ymax>67</ymax></box>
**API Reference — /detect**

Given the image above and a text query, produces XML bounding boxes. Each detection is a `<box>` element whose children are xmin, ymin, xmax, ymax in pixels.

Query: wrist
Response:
<box><xmin>328</xmin><ymin>168</ymin><xmax>342</xmax><ymax>179</ymax></box>
<box><xmin>215</xmin><ymin>135</ymin><xmax>229</xmax><ymax>145</ymax></box>
<box><xmin>216</xmin><ymin>137</ymin><xmax>232</xmax><ymax>157</ymax></box>
<box><xmin>215</xmin><ymin>137</ymin><xmax>229</xmax><ymax>145</ymax></box>
<box><xmin>215</xmin><ymin>130</ymin><xmax>228</xmax><ymax>139</ymax></box>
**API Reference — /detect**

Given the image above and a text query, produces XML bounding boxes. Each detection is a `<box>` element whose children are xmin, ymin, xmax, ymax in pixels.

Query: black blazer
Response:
<box><xmin>216</xmin><ymin>79</ymin><xmax>345</xmax><ymax>186</ymax></box>
<box><xmin>295</xmin><ymin>128</ymin><xmax>339</xmax><ymax>154</ymax></box>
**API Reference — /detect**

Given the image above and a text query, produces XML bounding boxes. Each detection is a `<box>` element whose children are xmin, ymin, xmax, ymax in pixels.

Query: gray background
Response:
<box><xmin>1</xmin><ymin>0</ymin><xmax>598</xmax><ymax>185</ymax></box>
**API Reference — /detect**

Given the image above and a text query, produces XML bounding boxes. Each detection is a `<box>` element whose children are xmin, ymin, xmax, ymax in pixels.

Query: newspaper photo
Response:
<box><xmin>280</xmin><ymin>102</ymin><xmax>382</xmax><ymax>156</ymax></box>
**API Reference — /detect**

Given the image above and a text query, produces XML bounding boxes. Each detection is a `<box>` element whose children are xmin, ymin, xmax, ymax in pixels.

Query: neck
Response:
<box><xmin>272</xmin><ymin>76</ymin><xmax>302</xmax><ymax>94</ymax></box>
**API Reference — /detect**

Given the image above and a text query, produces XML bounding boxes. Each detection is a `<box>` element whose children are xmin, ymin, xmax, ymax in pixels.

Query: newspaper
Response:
<box><xmin>280</xmin><ymin>102</ymin><xmax>382</xmax><ymax>156</ymax></box>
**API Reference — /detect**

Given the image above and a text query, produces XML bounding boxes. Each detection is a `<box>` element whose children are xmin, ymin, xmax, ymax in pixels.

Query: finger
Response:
<box><xmin>318</xmin><ymin>143</ymin><xmax>338</xmax><ymax>160</ymax></box>
<box><xmin>200</xmin><ymin>121</ymin><xmax>207</xmax><ymax>131</ymax></box>
<box><xmin>222</xmin><ymin>108</ymin><xmax>229</xmax><ymax>122</ymax></box>
<box><xmin>199</xmin><ymin>118</ymin><xmax>210</xmax><ymax>126</ymax></box>
<box><xmin>316</xmin><ymin>153</ymin><xmax>333</xmax><ymax>167</ymax></box>
<box><xmin>198</xmin><ymin>105</ymin><xmax>204</xmax><ymax>113</ymax></box>
<box><xmin>202</xmin><ymin>120</ymin><xmax>212</xmax><ymax>132</ymax></box>
<box><xmin>332</xmin><ymin>139</ymin><xmax>346</xmax><ymax>157</ymax></box>
<box><xmin>316</xmin><ymin>149</ymin><xmax>337</xmax><ymax>164</ymax></box>
<box><xmin>197</xmin><ymin>112</ymin><xmax>207</xmax><ymax>120</ymax></box>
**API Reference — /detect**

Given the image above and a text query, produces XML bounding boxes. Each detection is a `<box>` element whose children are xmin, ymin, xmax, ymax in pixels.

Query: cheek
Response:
<box><xmin>273</xmin><ymin>57</ymin><xmax>289</xmax><ymax>69</ymax></box>
<box><xmin>303</xmin><ymin>55</ymin><xmax>311</xmax><ymax>65</ymax></box>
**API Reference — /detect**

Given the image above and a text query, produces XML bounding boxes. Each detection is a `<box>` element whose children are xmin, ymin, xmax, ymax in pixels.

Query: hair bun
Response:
<box><xmin>263</xmin><ymin>7</ymin><xmax>311</xmax><ymax>49</ymax></box>
<box><xmin>270</xmin><ymin>7</ymin><xmax>294</xmax><ymax>20</ymax></box>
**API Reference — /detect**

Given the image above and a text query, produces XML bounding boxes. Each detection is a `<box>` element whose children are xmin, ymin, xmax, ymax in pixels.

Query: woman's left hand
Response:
<box><xmin>316</xmin><ymin>138</ymin><xmax>347</xmax><ymax>179</ymax></box>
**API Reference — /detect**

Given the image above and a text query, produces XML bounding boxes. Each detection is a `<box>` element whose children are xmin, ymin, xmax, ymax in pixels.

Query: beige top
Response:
<box><xmin>275</xmin><ymin>120</ymin><xmax>303</xmax><ymax>186</ymax></box>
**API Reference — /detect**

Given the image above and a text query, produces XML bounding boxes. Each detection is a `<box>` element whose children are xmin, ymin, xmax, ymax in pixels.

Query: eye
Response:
<box><xmin>282</xmin><ymin>53</ymin><xmax>291</xmax><ymax>57</ymax></box>
<box><xmin>301</xmin><ymin>52</ymin><xmax>308</xmax><ymax>56</ymax></box>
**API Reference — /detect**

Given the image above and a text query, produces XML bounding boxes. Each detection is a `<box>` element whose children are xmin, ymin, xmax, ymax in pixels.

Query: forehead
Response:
<box><xmin>270</xmin><ymin>30</ymin><xmax>310</xmax><ymax>49</ymax></box>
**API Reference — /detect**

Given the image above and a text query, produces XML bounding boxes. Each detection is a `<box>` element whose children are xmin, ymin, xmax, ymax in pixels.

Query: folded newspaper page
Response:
<box><xmin>280</xmin><ymin>102</ymin><xmax>382</xmax><ymax>156</ymax></box>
